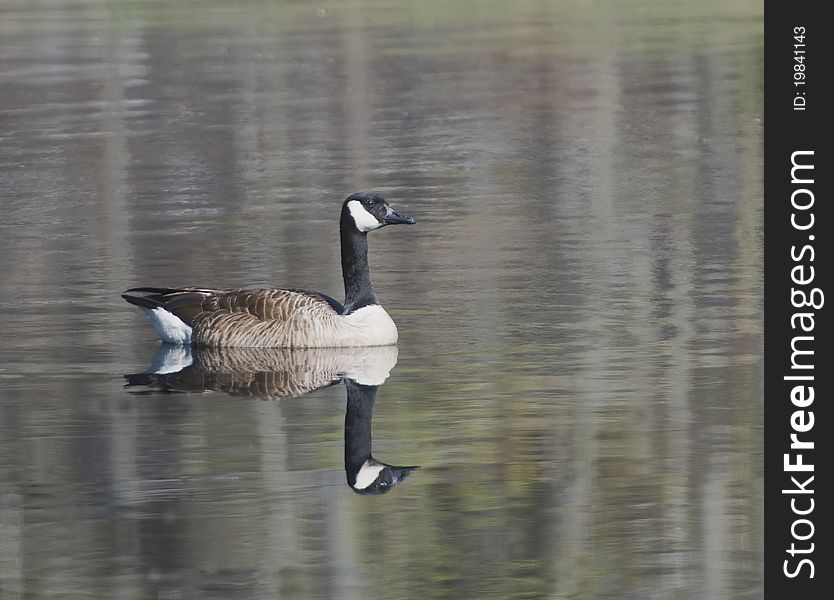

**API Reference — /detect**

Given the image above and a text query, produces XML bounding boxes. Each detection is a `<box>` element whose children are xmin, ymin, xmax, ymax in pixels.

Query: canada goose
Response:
<box><xmin>122</xmin><ymin>192</ymin><xmax>415</xmax><ymax>348</ymax></box>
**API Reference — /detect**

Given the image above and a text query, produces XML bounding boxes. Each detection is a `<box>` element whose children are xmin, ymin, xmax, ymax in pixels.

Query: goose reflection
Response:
<box><xmin>343</xmin><ymin>377</ymin><xmax>419</xmax><ymax>494</ymax></box>
<box><xmin>124</xmin><ymin>345</ymin><xmax>419</xmax><ymax>493</ymax></box>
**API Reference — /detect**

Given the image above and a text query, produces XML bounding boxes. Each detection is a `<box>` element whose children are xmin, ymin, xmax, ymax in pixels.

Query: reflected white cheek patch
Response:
<box><xmin>354</xmin><ymin>460</ymin><xmax>385</xmax><ymax>489</ymax></box>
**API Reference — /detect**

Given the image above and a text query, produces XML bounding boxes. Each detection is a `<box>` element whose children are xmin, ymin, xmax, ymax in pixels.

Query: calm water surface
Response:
<box><xmin>0</xmin><ymin>1</ymin><xmax>762</xmax><ymax>598</ymax></box>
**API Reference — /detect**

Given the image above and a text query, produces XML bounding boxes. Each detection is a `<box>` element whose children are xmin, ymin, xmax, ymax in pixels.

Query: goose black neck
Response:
<box><xmin>344</xmin><ymin>380</ymin><xmax>377</xmax><ymax>481</ymax></box>
<box><xmin>340</xmin><ymin>219</ymin><xmax>378</xmax><ymax>314</ymax></box>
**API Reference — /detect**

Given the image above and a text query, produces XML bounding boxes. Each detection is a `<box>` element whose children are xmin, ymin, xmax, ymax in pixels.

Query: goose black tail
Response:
<box><xmin>121</xmin><ymin>292</ymin><xmax>162</xmax><ymax>309</ymax></box>
<box><xmin>124</xmin><ymin>287</ymin><xmax>179</xmax><ymax>294</ymax></box>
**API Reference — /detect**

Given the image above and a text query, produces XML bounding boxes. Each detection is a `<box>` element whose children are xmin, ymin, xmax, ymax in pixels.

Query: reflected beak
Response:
<box><xmin>387</xmin><ymin>465</ymin><xmax>420</xmax><ymax>484</ymax></box>
<box><xmin>383</xmin><ymin>206</ymin><xmax>416</xmax><ymax>225</ymax></box>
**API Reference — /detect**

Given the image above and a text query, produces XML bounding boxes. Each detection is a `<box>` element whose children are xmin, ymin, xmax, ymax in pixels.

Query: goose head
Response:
<box><xmin>342</xmin><ymin>192</ymin><xmax>415</xmax><ymax>233</ymax></box>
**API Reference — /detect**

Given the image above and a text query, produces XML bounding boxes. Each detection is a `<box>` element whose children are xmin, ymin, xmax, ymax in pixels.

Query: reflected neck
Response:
<box><xmin>344</xmin><ymin>379</ymin><xmax>377</xmax><ymax>483</ymax></box>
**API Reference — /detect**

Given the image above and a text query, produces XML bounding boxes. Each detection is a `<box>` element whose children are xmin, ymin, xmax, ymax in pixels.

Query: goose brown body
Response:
<box><xmin>124</xmin><ymin>287</ymin><xmax>397</xmax><ymax>348</ymax></box>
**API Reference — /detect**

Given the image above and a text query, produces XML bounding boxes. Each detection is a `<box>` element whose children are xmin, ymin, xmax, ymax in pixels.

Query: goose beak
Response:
<box><xmin>383</xmin><ymin>206</ymin><xmax>416</xmax><ymax>225</ymax></box>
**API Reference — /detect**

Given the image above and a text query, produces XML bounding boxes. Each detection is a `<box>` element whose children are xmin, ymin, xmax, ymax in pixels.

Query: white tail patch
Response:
<box><xmin>142</xmin><ymin>307</ymin><xmax>193</xmax><ymax>345</ymax></box>
<box><xmin>347</xmin><ymin>200</ymin><xmax>382</xmax><ymax>232</ymax></box>
<box><xmin>354</xmin><ymin>459</ymin><xmax>385</xmax><ymax>490</ymax></box>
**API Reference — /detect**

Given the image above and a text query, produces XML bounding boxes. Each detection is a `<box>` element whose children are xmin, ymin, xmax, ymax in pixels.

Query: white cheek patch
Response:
<box><xmin>347</xmin><ymin>200</ymin><xmax>383</xmax><ymax>232</ymax></box>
